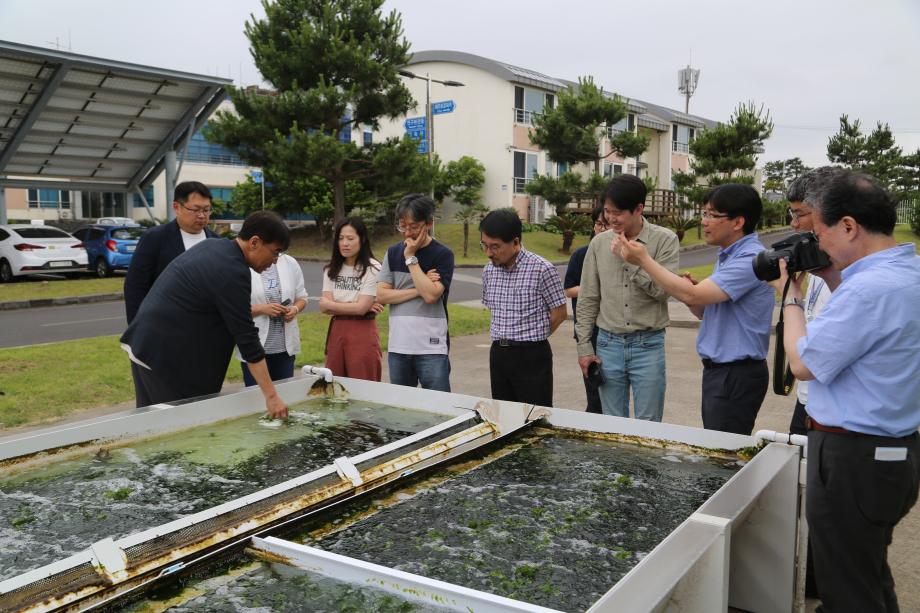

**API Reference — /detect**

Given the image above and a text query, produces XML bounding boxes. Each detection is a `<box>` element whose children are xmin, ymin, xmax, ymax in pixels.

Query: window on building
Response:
<box><xmin>672</xmin><ymin>124</ymin><xmax>691</xmax><ymax>153</ymax></box>
<box><xmin>557</xmin><ymin>162</ymin><xmax>569</xmax><ymax>176</ymax></box>
<box><xmin>608</xmin><ymin>113</ymin><xmax>635</xmax><ymax>139</ymax></box>
<box><xmin>132</xmin><ymin>186</ymin><xmax>155</xmax><ymax>209</ymax></box>
<box><xmin>363</xmin><ymin>129</ymin><xmax>373</xmax><ymax>146</ymax></box>
<box><xmin>513</xmin><ymin>150</ymin><xmax>538</xmax><ymax>193</ymax></box>
<box><xmin>82</xmin><ymin>192</ymin><xmax>126</xmax><ymax>219</ymax></box>
<box><xmin>27</xmin><ymin>189</ymin><xmax>70</xmax><ymax>209</ymax></box>
<box><xmin>182</xmin><ymin>126</ymin><xmax>246</xmax><ymax>166</ymax></box>
<box><xmin>514</xmin><ymin>86</ymin><xmax>552</xmax><ymax>124</ymax></box>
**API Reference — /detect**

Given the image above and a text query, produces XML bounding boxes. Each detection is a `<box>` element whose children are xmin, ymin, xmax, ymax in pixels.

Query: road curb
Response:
<box><xmin>0</xmin><ymin>293</ymin><xmax>123</xmax><ymax>311</ymax></box>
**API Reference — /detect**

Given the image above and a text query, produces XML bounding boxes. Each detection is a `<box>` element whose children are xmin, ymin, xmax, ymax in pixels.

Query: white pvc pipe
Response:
<box><xmin>301</xmin><ymin>364</ymin><xmax>333</xmax><ymax>382</ymax></box>
<box><xmin>754</xmin><ymin>430</ymin><xmax>807</xmax><ymax>448</ymax></box>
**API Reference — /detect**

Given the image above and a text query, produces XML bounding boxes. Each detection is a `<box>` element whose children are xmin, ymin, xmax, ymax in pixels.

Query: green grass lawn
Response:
<box><xmin>0</xmin><ymin>305</ymin><xmax>491</xmax><ymax>429</ymax></box>
<box><xmin>0</xmin><ymin>276</ymin><xmax>124</xmax><ymax>302</ymax></box>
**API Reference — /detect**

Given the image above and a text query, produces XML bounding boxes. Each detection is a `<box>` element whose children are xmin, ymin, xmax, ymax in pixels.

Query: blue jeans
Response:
<box><xmin>595</xmin><ymin>328</ymin><xmax>666</xmax><ymax>421</ymax></box>
<box><xmin>388</xmin><ymin>352</ymin><xmax>451</xmax><ymax>392</ymax></box>
<box><xmin>241</xmin><ymin>352</ymin><xmax>296</xmax><ymax>386</ymax></box>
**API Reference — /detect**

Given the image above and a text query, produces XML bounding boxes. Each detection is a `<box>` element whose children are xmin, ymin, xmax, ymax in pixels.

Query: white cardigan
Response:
<box><xmin>237</xmin><ymin>254</ymin><xmax>308</xmax><ymax>360</ymax></box>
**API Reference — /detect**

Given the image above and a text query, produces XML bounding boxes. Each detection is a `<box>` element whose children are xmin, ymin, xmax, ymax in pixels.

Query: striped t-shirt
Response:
<box><xmin>378</xmin><ymin>240</ymin><xmax>454</xmax><ymax>355</ymax></box>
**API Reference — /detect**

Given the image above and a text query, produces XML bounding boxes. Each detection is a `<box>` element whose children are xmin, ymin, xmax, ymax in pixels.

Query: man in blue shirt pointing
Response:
<box><xmin>770</xmin><ymin>170</ymin><xmax>920</xmax><ymax>612</ymax></box>
<box><xmin>615</xmin><ymin>183</ymin><xmax>774</xmax><ymax>435</ymax></box>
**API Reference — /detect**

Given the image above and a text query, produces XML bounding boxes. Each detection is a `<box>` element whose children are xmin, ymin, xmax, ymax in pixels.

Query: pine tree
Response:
<box><xmin>207</xmin><ymin>0</ymin><xmax>425</xmax><ymax>226</ymax></box>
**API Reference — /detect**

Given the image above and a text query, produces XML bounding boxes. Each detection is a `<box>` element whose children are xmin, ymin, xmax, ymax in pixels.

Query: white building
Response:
<box><xmin>376</xmin><ymin>51</ymin><xmax>718</xmax><ymax>221</ymax></box>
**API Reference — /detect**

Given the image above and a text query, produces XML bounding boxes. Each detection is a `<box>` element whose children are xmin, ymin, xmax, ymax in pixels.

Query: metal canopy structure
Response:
<box><xmin>0</xmin><ymin>39</ymin><xmax>231</xmax><ymax>222</ymax></box>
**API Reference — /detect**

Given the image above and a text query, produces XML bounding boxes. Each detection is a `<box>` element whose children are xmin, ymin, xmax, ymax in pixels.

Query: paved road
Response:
<box><xmin>0</xmin><ymin>230</ymin><xmax>795</xmax><ymax>348</ymax></box>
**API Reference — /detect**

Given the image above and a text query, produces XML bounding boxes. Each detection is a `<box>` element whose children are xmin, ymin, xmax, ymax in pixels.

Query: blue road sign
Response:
<box><xmin>431</xmin><ymin>100</ymin><xmax>455</xmax><ymax>115</ymax></box>
<box><xmin>417</xmin><ymin>141</ymin><xmax>428</xmax><ymax>154</ymax></box>
<box><xmin>251</xmin><ymin>170</ymin><xmax>263</xmax><ymax>184</ymax></box>
<box><xmin>407</xmin><ymin>128</ymin><xmax>426</xmax><ymax>140</ymax></box>
<box><xmin>404</xmin><ymin>116</ymin><xmax>426</xmax><ymax>130</ymax></box>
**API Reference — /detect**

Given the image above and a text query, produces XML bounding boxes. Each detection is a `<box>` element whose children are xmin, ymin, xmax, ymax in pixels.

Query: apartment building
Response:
<box><xmin>377</xmin><ymin>50</ymin><xmax>718</xmax><ymax>221</ymax></box>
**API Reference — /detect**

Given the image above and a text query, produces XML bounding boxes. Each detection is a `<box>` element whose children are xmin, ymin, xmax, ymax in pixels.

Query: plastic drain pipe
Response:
<box><xmin>754</xmin><ymin>430</ymin><xmax>807</xmax><ymax>447</ymax></box>
<box><xmin>755</xmin><ymin>429</ymin><xmax>809</xmax><ymax>613</ymax></box>
<box><xmin>302</xmin><ymin>365</ymin><xmax>334</xmax><ymax>382</ymax></box>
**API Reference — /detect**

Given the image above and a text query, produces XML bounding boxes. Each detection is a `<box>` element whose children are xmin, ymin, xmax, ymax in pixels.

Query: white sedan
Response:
<box><xmin>0</xmin><ymin>224</ymin><xmax>88</xmax><ymax>282</ymax></box>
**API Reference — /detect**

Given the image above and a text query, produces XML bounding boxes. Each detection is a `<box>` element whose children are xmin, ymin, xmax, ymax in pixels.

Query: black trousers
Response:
<box><xmin>790</xmin><ymin>398</ymin><xmax>809</xmax><ymax>436</ymax></box>
<box><xmin>581</xmin><ymin>330</ymin><xmax>602</xmax><ymax>414</ymax></box>
<box><xmin>807</xmin><ymin>429</ymin><xmax>920</xmax><ymax>612</ymax></box>
<box><xmin>131</xmin><ymin>361</ymin><xmax>214</xmax><ymax>408</ymax></box>
<box><xmin>490</xmin><ymin>341</ymin><xmax>553</xmax><ymax>407</ymax></box>
<box><xmin>700</xmin><ymin>358</ymin><xmax>768</xmax><ymax>435</ymax></box>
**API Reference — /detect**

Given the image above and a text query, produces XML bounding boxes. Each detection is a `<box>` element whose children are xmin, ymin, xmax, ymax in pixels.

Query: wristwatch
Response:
<box><xmin>783</xmin><ymin>297</ymin><xmax>805</xmax><ymax>309</ymax></box>
<box><xmin>405</xmin><ymin>256</ymin><xmax>419</xmax><ymax>267</ymax></box>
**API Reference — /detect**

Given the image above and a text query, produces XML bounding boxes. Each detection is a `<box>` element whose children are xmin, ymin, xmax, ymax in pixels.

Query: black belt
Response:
<box><xmin>494</xmin><ymin>339</ymin><xmax>547</xmax><ymax>347</ymax></box>
<box><xmin>701</xmin><ymin>357</ymin><xmax>764</xmax><ymax>369</ymax></box>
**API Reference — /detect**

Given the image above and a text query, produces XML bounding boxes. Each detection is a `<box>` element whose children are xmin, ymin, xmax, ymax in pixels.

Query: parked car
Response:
<box><xmin>0</xmin><ymin>224</ymin><xmax>88</xmax><ymax>282</ymax></box>
<box><xmin>96</xmin><ymin>217</ymin><xmax>138</xmax><ymax>226</ymax></box>
<box><xmin>72</xmin><ymin>224</ymin><xmax>146</xmax><ymax>278</ymax></box>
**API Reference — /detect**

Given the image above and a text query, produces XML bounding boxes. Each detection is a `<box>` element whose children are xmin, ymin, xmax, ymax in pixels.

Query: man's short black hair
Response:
<box><xmin>239</xmin><ymin>210</ymin><xmax>291</xmax><ymax>251</ymax></box>
<box><xmin>174</xmin><ymin>181</ymin><xmax>212</xmax><ymax>204</ymax></box>
<box><xmin>813</xmin><ymin>171</ymin><xmax>896</xmax><ymax>236</ymax></box>
<box><xmin>787</xmin><ymin>166</ymin><xmax>845</xmax><ymax>203</ymax></box>
<box><xmin>603</xmin><ymin>174</ymin><xmax>647</xmax><ymax>212</ymax></box>
<box><xmin>706</xmin><ymin>183</ymin><xmax>762</xmax><ymax>235</ymax></box>
<box><xmin>395</xmin><ymin>193</ymin><xmax>436</xmax><ymax>223</ymax></box>
<box><xmin>479</xmin><ymin>209</ymin><xmax>522</xmax><ymax>243</ymax></box>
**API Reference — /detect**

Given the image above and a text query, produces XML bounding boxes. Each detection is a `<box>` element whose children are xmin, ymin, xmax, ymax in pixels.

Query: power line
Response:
<box><xmin>774</xmin><ymin>124</ymin><xmax>920</xmax><ymax>134</ymax></box>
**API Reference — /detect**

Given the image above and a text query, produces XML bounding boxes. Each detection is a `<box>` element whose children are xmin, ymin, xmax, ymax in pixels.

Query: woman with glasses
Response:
<box><xmin>319</xmin><ymin>217</ymin><xmax>383</xmax><ymax>381</ymax></box>
<box><xmin>238</xmin><ymin>237</ymin><xmax>308</xmax><ymax>385</ymax></box>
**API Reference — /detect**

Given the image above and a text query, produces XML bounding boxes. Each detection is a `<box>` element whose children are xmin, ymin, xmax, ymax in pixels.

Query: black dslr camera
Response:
<box><xmin>752</xmin><ymin>232</ymin><xmax>831</xmax><ymax>282</ymax></box>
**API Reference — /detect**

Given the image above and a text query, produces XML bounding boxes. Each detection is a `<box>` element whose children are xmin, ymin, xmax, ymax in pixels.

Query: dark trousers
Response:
<box><xmin>582</xmin><ymin>329</ymin><xmax>602</xmax><ymax>414</ymax></box>
<box><xmin>807</xmin><ymin>429</ymin><xmax>920</xmax><ymax>612</ymax></box>
<box><xmin>490</xmin><ymin>341</ymin><xmax>553</xmax><ymax>407</ymax></box>
<box><xmin>131</xmin><ymin>361</ymin><xmax>213</xmax><ymax>407</ymax></box>
<box><xmin>700</xmin><ymin>358</ymin><xmax>768</xmax><ymax>435</ymax></box>
<box><xmin>241</xmin><ymin>352</ymin><xmax>296</xmax><ymax>386</ymax></box>
<box><xmin>790</xmin><ymin>398</ymin><xmax>809</xmax><ymax>436</ymax></box>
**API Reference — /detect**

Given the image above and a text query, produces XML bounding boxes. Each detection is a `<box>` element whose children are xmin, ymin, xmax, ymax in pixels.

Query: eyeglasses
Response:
<box><xmin>179</xmin><ymin>203</ymin><xmax>212</xmax><ymax>216</ymax></box>
<box><xmin>788</xmin><ymin>208</ymin><xmax>812</xmax><ymax>221</ymax></box>
<box><xmin>701</xmin><ymin>210</ymin><xmax>730</xmax><ymax>220</ymax></box>
<box><xmin>396</xmin><ymin>222</ymin><xmax>426</xmax><ymax>233</ymax></box>
<box><xmin>479</xmin><ymin>241</ymin><xmax>504</xmax><ymax>253</ymax></box>
<box><xmin>593</xmin><ymin>220</ymin><xmax>608</xmax><ymax>228</ymax></box>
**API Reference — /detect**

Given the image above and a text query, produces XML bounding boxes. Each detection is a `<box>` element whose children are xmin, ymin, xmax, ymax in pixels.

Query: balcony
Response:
<box><xmin>512</xmin><ymin>176</ymin><xmax>532</xmax><ymax>194</ymax></box>
<box><xmin>672</xmin><ymin>141</ymin><xmax>690</xmax><ymax>154</ymax></box>
<box><xmin>607</xmin><ymin>126</ymin><xmax>626</xmax><ymax>140</ymax></box>
<box><xmin>513</xmin><ymin>108</ymin><xmax>538</xmax><ymax>125</ymax></box>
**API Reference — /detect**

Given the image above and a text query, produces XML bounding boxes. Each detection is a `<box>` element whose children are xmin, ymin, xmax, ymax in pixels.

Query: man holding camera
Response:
<box><xmin>784</xmin><ymin>168</ymin><xmax>840</xmax><ymax>436</ymax></box>
<box><xmin>614</xmin><ymin>183</ymin><xmax>774</xmax><ymax>435</ymax></box>
<box><xmin>769</xmin><ymin>170</ymin><xmax>920</xmax><ymax>612</ymax></box>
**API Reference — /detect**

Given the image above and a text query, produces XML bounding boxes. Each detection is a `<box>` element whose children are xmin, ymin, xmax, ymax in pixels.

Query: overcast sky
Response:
<box><xmin>2</xmin><ymin>0</ymin><xmax>918</xmax><ymax>168</ymax></box>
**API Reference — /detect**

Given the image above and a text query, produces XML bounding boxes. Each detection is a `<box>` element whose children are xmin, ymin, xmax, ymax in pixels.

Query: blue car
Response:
<box><xmin>71</xmin><ymin>224</ymin><xmax>146</xmax><ymax>278</ymax></box>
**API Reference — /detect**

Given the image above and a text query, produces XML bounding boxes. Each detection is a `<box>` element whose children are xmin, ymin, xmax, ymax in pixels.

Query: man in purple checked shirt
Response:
<box><xmin>480</xmin><ymin>209</ymin><xmax>567</xmax><ymax>407</ymax></box>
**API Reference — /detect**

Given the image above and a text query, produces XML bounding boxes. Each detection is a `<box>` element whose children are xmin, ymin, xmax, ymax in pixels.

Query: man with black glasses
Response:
<box><xmin>124</xmin><ymin>181</ymin><xmax>219</xmax><ymax>323</ymax></box>
<box><xmin>615</xmin><ymin>183</ymin><xmax>774</xmax><ymax>435</ymax></box>
<box><xmin>377</xmin><ymin>194</ymin><xmax>455</xmax><ymax>391</ymax></box>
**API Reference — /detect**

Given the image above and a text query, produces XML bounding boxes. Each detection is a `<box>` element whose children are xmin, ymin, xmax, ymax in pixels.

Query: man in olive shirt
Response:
<box><xmin>575</xmin><ymin>175</ymin><xmax>679</xmax><ymax>420</ymax></box>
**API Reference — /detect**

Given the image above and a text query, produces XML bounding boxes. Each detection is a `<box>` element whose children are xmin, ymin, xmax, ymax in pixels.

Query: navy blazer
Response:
<box><xmin>123</xmin><ymin>220</ymin><xmax>218</xmax><ymax>323</ymax></box>
<box><xmin>120</xmin><ymin>238</ymin><xmax>264</xmax><ymax>401</ymax></box>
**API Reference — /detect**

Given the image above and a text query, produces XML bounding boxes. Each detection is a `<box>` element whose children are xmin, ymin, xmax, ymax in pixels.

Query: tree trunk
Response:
<box><xmin>561</xmin><ymin>230</ymin><xmax>575</xmax><ymax>254</ymax></box>
<box><xmin>462</xmin><ymin>222</ymin><xmax>469</xmax><ymax>258</ymax></box>
<box><xmin>333</xmin><ymin>176</ymin><xmax>346</xmax><ymax>226</ymax></box>
<box><xmin>675</xmin><ymin>229</ymin><xmax>685</xmax><ymax>242</ymax></box>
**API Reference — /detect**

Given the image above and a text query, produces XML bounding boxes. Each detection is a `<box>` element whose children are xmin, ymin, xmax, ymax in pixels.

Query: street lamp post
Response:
<box><xmin>398</xmin><ymin>69</ymin><xmax>464</xmax><ymax>199</ymax></box>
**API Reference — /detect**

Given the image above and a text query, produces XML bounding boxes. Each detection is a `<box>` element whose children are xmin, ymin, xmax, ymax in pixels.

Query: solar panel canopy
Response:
<box><xmin>0</xmin><ymin>40</ymin><xmax>230</xmax><ymax>195</ymax></box>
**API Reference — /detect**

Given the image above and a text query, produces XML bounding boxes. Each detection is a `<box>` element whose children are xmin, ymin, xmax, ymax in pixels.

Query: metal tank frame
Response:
<box><xmin>0</xmin><ymin>373</ymin><xmax>802</xmax><ymax>612</ymax></box>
